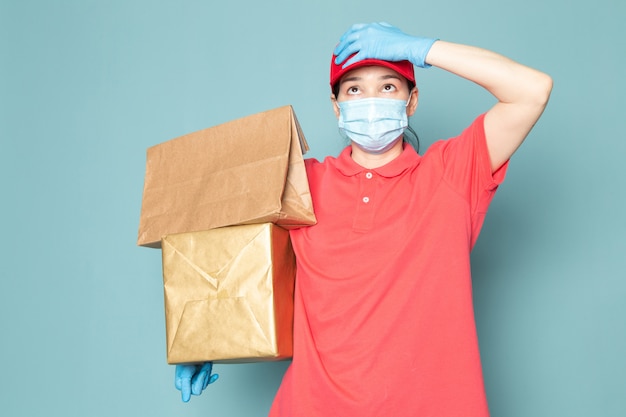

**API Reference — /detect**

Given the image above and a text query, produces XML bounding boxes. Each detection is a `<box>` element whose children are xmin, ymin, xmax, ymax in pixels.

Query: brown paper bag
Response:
<box><xmin>161</xmin><ymin>223</ymin><xmax>295</xmax><ymax>364</ymax></box>
<box><xmin>137</xmin><ymin>105</ymin><xmax>316</xmax><ymax>248</ymax></box>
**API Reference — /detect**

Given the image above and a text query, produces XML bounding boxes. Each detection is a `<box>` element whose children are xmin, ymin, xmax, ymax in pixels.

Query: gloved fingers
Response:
<box><xmin>334</xmin><ymin>22</ymin><xmax>404</xmax><ymax>67</ymax></box>
<box><xmin>334</xmin><ymin>23</ymin><xmax>366</xmax><ymax>63</ymax></box>
<box><xmin>339</xmin><ymin>50</ymin><xmax>365</xmax><ymax>70</ymax></box>
<box><xmin>177</xmin><ymin>373</ymin><xmax>193</xmax><ymax>403</ymax></box>
<box><xmin>198</xmin><ymin>361</ymin><xmax>213</xmax><ymax>375</ymax></box>
<box><xmin>175</xmin><ymin>364</ymin><xmax>196</xmax><ymax>389</ymax></box>
<box><xmin>337</xmin><ymin>22</ymin><xmax>366</xmax><ymax>44</ymax></box>
<box><xmin>191</xmin><ymin>372</ymin><xmax>206</xmax><ymax>396</ymax></box>
<box><xmin>180</xmin><ymin>378</ymin><xmax>193</xmax><ymax>403</ymax></box>
<box><xmin>334</xmin><ymin>38</ymin><xmax>361</xmax><ymax>66</ymax></box>
<box><xmin>191</xmin><ymin>362</ymin><xmax>219</xmax><ymax>395</ymax></box>
<box><xmin>199</xmin><ymin>362</ymin><xmax>219</xmax><ymax>388</ymax></box>
<box><xmin>175</xmin><ymin>364</ymin><xmax>198</xmax><ymax>379</ymax></box>
<box><xmin>175</xmin><ymin>364</ymin><xmax>200</xmax><ymax>402</ymax></box>
<box><xmin>174</xmin><ymin>363</ymin><xmax>218</xmax><ymax>402</ymax></box>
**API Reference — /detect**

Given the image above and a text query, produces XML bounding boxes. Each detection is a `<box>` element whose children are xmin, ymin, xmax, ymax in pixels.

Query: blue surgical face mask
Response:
<box><xmin>337</xmin><ymin>97</ymin><xmax>409</xmax><ymax>154</ymax></box>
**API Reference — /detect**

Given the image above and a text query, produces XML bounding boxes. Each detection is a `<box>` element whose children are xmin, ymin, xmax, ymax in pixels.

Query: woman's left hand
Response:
<box><xmin>333</xmin><ymin>22</ymin><xmax>437</xmax><ymax>69</ymax></box>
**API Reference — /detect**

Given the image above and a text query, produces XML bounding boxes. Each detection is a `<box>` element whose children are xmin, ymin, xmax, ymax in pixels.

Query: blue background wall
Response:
<box><xmin>1</xmin><ymin>0</ymin><xmax>624</xmax><ymax>416</ymax></box>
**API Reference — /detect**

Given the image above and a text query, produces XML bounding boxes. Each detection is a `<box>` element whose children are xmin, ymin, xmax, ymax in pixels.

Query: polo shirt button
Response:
<box><xmin>365</xmin><ymin>172</ymin><xmax>373</xmax><ymax>179</ymax></box>
<box><xmin>362</xmin><ymin>196</ymin><xmax>370</xmax><ymax>203</ymax></box>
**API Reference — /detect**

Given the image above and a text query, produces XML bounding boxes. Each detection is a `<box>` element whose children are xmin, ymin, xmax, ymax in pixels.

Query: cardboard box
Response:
<box><xmin>161</xmin><ymin>223</ymin><xmax>295</xmax><ymax>364</ymax></box>
<box><xmin>137</xmin><ymin>105</ymin><xmax>316</xmax><ymax>248</ymax></box>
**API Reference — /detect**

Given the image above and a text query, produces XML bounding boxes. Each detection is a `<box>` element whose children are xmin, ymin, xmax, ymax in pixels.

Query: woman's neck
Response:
<box><xmin>350</xmin><ymin>138</ymin><xmax>404</xmax><ymax>169</ymax></box>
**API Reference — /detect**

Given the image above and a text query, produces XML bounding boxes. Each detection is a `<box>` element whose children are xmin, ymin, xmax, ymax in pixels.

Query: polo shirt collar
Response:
<box><xmin>335</xmin><ymin>144</ymin><xmax>421</xmax><ymax>178</ymax></box>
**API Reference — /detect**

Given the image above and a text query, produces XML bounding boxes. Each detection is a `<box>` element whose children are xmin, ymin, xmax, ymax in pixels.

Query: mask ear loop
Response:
<box><xmin>406</xmin><ymin>87</ymin><xmax>417</xmax><ymax>107</ymax></box>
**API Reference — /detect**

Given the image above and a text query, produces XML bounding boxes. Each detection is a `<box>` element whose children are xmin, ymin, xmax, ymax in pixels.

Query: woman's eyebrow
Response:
<box><xmin>380</xmin><ymin>74</ymin><xmax>402</xmax><ymax>81</ymax></box>
<box><xmin>341</xmin><ymin>75</ymin><xmax>361</xmax><ymax>83</ymax></box>
<box><xmin>342</xmin><ymin>74</ymin><xmax>401</xmax><ymax>84</ymax></box>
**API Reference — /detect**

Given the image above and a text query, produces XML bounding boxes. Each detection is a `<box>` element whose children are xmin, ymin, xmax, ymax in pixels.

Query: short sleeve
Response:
<box><xmin>438</xmin><ymin>114</ymin><xmax>509</xmax><ymax>246</ymax></box>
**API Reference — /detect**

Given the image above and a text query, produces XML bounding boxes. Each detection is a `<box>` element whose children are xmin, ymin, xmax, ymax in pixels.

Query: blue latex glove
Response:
<box><xmin>334</xmin><ymin>22</ymin><xmax>438</xmax><ymax>69</ymax></box>
<box><xmin>175</xmin><ymin>362</ymin><xmax>219</xmax><ymax>402</ymax></box>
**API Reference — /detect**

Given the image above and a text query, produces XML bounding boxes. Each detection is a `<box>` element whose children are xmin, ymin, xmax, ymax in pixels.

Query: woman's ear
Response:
<box><xmin>330</xmin><ymin>94</ymin><xmax>341</xmax><ymax>119</ymax></box>
<box><xmin>407</xmin><ymin>87</ymin><xmax>419</xmax><ymax>117</ymax></box>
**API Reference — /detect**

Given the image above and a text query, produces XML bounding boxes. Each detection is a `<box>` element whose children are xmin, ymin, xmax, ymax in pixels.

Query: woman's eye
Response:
<box><xmin>383</xmin><ymin>84</ymin><xmax>397</xmax><ymax>92</ymax></box>
<box><xmin>348</xmin><ymin>86</ymin><xmax>359</xmax><ymax>94</ymax></box>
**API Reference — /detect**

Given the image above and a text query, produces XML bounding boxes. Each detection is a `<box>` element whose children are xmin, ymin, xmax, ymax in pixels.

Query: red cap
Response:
<box><xmin>330</xmin><ymin>54</ymin><xmax>415</xmax><ymax>90</ymax></box>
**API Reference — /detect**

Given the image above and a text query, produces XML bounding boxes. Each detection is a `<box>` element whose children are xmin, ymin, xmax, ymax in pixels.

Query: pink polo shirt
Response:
<box><xmin>270</xmin><ymin>114</ymin><xmax>507</xmax><ymax>416</ymax></box>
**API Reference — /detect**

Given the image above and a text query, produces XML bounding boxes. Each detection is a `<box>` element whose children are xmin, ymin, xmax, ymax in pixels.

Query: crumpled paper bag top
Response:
<box><xmin>138</xmin><ymin>105</ymin><xmax>316</xmax><ymax>248</ymax></box>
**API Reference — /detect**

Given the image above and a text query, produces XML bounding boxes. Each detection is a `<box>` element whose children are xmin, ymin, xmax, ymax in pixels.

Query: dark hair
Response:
<box><xmin>333</xmin><ymin>79</ymin><xmax>421</xmax><ymax>154</ymax></box>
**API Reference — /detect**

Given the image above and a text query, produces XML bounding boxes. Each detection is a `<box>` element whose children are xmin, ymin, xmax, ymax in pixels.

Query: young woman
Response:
<box><xmin>175</xmin><ymin>22</ymin><xmax>553</xmax><ymax>416</ymax></box>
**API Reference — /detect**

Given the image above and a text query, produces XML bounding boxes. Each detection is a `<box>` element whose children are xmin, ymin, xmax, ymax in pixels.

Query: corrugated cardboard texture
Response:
<box><xmin>161</xmin><ymin>223</ymin><xmax>295</xmax><ymax>364</ymax></box>
<box><xmin>138</xmin><ymin>105</ymin><xmax>316</xmax><ymax>248</ymax></box>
